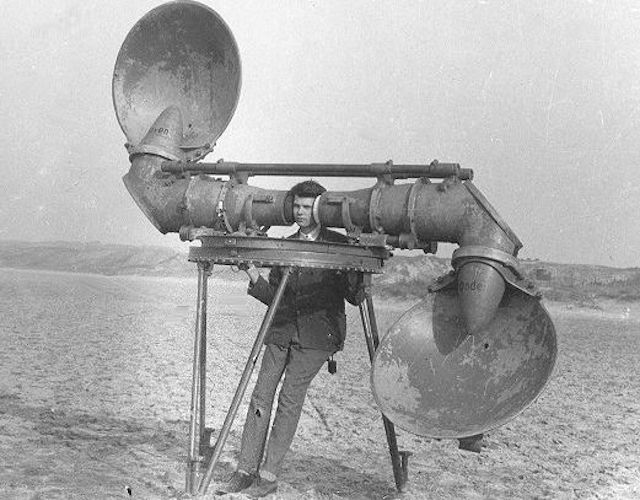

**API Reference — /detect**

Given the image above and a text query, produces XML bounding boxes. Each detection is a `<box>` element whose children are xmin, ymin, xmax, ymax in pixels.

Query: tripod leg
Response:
<box><xmin>186</xmin><ymin>261</ymin><xmax>211</xmax><ymax>494</ymax></box>
<box><xmin>199</xmin><ymin>276</ymin><xmax>209</xmax><ymax>451</ymax></box>
<box><xmin>359</xmin><ymin>279</ymin><xmax>410</xmax><ymax>492</ymax></box>
<box><xmin>198</xmin><ymin>266</ymin><xmax>293</xmax><ymax>496</ymax></box>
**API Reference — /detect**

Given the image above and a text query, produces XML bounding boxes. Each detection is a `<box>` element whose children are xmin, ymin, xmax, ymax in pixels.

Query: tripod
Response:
<box><xmin>184</xmin><ymin>262</ymin><xmax>410</xmax><ymax>496</ymax></box>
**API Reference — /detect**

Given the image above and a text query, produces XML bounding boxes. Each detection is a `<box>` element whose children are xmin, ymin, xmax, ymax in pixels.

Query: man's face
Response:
<box><xmin>293</xmin><ymin>195</ymin><xmax>316</xmax><ymax>230</ymax></box>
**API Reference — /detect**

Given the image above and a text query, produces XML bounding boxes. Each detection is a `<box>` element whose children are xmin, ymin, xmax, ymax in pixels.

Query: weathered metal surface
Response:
<box><xmin>464</xmin><ymin>182</ymin><xmax>523</xmax><ymax>253</ymax></box>
<box><xmin>452</xmin><ymin>245</ymin><xmax>519</xmax><ymax>271</ymax></box>
<box><xmin>371</xmin><ymin>285</ymin><xmax>557</xmax><ymax>438</ymax></box>
<box><xmin>456</xmin><ymin>260</ymin><xmax>506</xmax><ymax>334</ymax></box>
<box><xmin>188</xmin><ymin>236</ymin><xmax>390</xmax><ymax>273</ymax></box>
<box><xmin>113</xmin><ymin>1</ymin><xmax>241</xmax><ymax>159</ymax></box>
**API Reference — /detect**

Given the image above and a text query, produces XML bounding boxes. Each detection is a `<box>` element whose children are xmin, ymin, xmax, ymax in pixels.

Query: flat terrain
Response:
<box><xmin>0</xmin><ymin>268</ymin><xmax>638</xmax><ymax>499</ymax></box>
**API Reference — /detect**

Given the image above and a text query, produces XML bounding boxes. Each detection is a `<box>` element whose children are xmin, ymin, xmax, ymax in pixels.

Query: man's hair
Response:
<box><xmin>289</xmin><ymin>180</ymin><xmax>326</xmax><ymax>199</ymax></box>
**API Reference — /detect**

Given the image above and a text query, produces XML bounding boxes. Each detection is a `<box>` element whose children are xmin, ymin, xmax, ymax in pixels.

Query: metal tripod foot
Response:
<box><xmin>399</xmin><ymin>450</ymin><xmax>412</xmax><ymax>490</ymax></box>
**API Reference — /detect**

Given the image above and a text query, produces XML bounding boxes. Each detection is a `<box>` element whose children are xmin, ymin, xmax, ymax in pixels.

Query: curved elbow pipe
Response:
<box><xmin>122</xmin><ymin>107</ymin><xmax>290</xmax><ymax>234</ymax></box>
<box><xmin>315</xmin><ymin>179</ymin><xmax>521</xmax><ymax>333</ymax></box>
<box><xmin>408</xmin><ymin>179</ymin><xmax>521</xmax><ymax>333</ymax></box>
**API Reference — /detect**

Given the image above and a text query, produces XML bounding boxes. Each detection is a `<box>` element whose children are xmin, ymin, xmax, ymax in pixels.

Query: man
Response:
<box><xmin>218</xmin><ymin>180</ymin><xmax>365</xmax><ymax>498</ymax></box>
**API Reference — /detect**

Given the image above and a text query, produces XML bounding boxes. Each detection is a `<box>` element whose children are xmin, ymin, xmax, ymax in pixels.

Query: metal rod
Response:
<box><xmin>162</xmin><ymin>160</ymin><xmax>473</xmax><ymax>180</ymax></box>
<box><xmin>358</xmin><ymin>300</ymin><xmax>377</xmax><ymax>363</ymax></box>
<box><xmin>198</xmin><ymin>266</ymin><xmax>293</xmax><ymax>496</ymax></box>
<box><xmin>359</xmin><ymin>281</ymin><xmax>408</xmax><ymax>492</ymax></box>
<box><xmin>199</xmin><ymin>267</ymin><xmax>209</xmax><ymax>448</ymax></box>
<box><xmin>186</xmin><ymin>261</ymin><xmax>211</xmax><ymax>494</ymax></box>
<box><xmin>363</xmin><ymin>293</ymin><xmax>383</xmax><ymax>350</ymax></box>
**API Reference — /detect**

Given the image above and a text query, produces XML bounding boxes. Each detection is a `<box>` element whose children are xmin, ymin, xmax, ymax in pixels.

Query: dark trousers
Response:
<box><xmin>237</xmin><ymin>343</ymin><xmax>330</xmax><ymax>477</ymax></box>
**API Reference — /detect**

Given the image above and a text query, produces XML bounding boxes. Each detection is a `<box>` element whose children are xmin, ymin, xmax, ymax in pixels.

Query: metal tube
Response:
<box><xmin>358</xmin><ymin>303</ymin><xmax>377</xmax><ymax>362</ymax></box>
<box><xmin>358</xmin><ymin>276</ymin><xmax>378</xmax><ymax>362</ymax></box>
<box><xmin>359</xmin><ymin>285</ymin><xmax>408</xmax><ymax>492</ymax></box>
<box><xmin>186</xmin><ymin>261</ymin><xmax>210</xmax><ymax>494</ymax></box>
<box><xmin>199</xmin><ymin>268</ymin><xmax>209</xmax><ymax>449</ymax></box>
<box><xmin>198</xmin><ymin>267</ymin><xmax>293</xmax><ymax>495</ymax></box>
<box><xmin>126</xmin><ymin>123</ymin><xmax>515</xmax><ymax>255</ymax></box>
<box><xmin>161</xmin><ymin>160</ymin><xmax>472</xmax><ymax>180</ymax></box>
<box><xmin>130</xmin><ymin>157</ymin><xmax>515</xmax><ymax>252</ymax></box>
<box><xmin>122</xmin><ymin>92</ymin><xmax>518</xmax><ymax>260</ymax></box>
<box><xmin>364</xmin><ymin>294</ymin><xmax>381</xmax><ymax>349</ymax></box>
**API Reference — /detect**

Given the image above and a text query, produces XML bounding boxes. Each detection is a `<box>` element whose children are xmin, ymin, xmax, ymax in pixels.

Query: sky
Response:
<box><xmin>1</xmin><ymin>0</ymin><xmax>639</xmax><ymax>268</ymax></box>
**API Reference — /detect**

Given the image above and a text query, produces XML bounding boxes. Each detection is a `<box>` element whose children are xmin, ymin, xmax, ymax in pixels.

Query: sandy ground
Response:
<box><xmin>0</xmin><ymin>268</ymin><xmax>639</xmax><ymax>499</ymax></box>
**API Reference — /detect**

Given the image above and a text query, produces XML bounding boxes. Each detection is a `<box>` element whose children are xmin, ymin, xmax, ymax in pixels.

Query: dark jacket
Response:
<box><xmin>248</xmin><ymin>228</ymin><xmax>365</xmax><ymax>352</ymax></box>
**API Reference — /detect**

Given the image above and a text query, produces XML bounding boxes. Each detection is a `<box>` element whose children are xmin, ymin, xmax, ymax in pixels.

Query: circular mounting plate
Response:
<box><xmin>188</xmin><ymin>236</ymin><xmax>390</xmax><ymax>273</ymax></box>
<box><xmin>113</xmin><ymin>1</ymin><xmax>241</xmax><ymax>151</ymax></box>
<box><xmin>371</xmin><ymin>286</ymin><xmax>557</xmax><ymax>438</ymax></box>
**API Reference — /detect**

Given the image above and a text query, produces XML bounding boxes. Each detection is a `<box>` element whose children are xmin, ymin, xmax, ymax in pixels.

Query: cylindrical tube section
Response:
<box><xmin>125</xmin><ymin>159</ymin><xmax>518</xmax><ymax>258</ymax></box>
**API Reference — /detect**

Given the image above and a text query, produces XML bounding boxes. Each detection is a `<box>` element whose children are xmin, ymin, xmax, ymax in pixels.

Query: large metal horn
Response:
<box><xmin>112</xmin><ymin>0</ymin><xmax>241</xmax><ymax>160</ymax></box>
<box><xmin>371</xmin><ymin>281</ymin><xmax>557</xmax><ymax>438</ymax></box>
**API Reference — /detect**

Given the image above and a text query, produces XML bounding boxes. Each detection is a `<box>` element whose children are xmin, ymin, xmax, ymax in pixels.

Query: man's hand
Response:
<box><xmin>346</xmin><ymin>271</ymin><xmax>366</xmax><ymax>305</ymax></box>
<box><xmin>239</xmin><ymin>262</ymin><xmax>261</xmax><ymax>285</ymax></box>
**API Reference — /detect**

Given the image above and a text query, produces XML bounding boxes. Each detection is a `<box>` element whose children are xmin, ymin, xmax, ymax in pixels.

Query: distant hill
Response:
<box><xmin>377</xmin><ymin>255</ymin><xmax>640</xmax><ymax>306</ymax></box>
<box><xmin>1</xmin><ymin>240</ymin><xmax>638</xmax><ymax>305</ymax></box>
<box><xmin>0</xmin><ymin>240</ymin><xmax>194</xmax><ymax>277</ymax></box>
<box><xmin>515</xmin><ymin>259</ymin><xmax>640</xmax><ymax>305</ymax></box>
